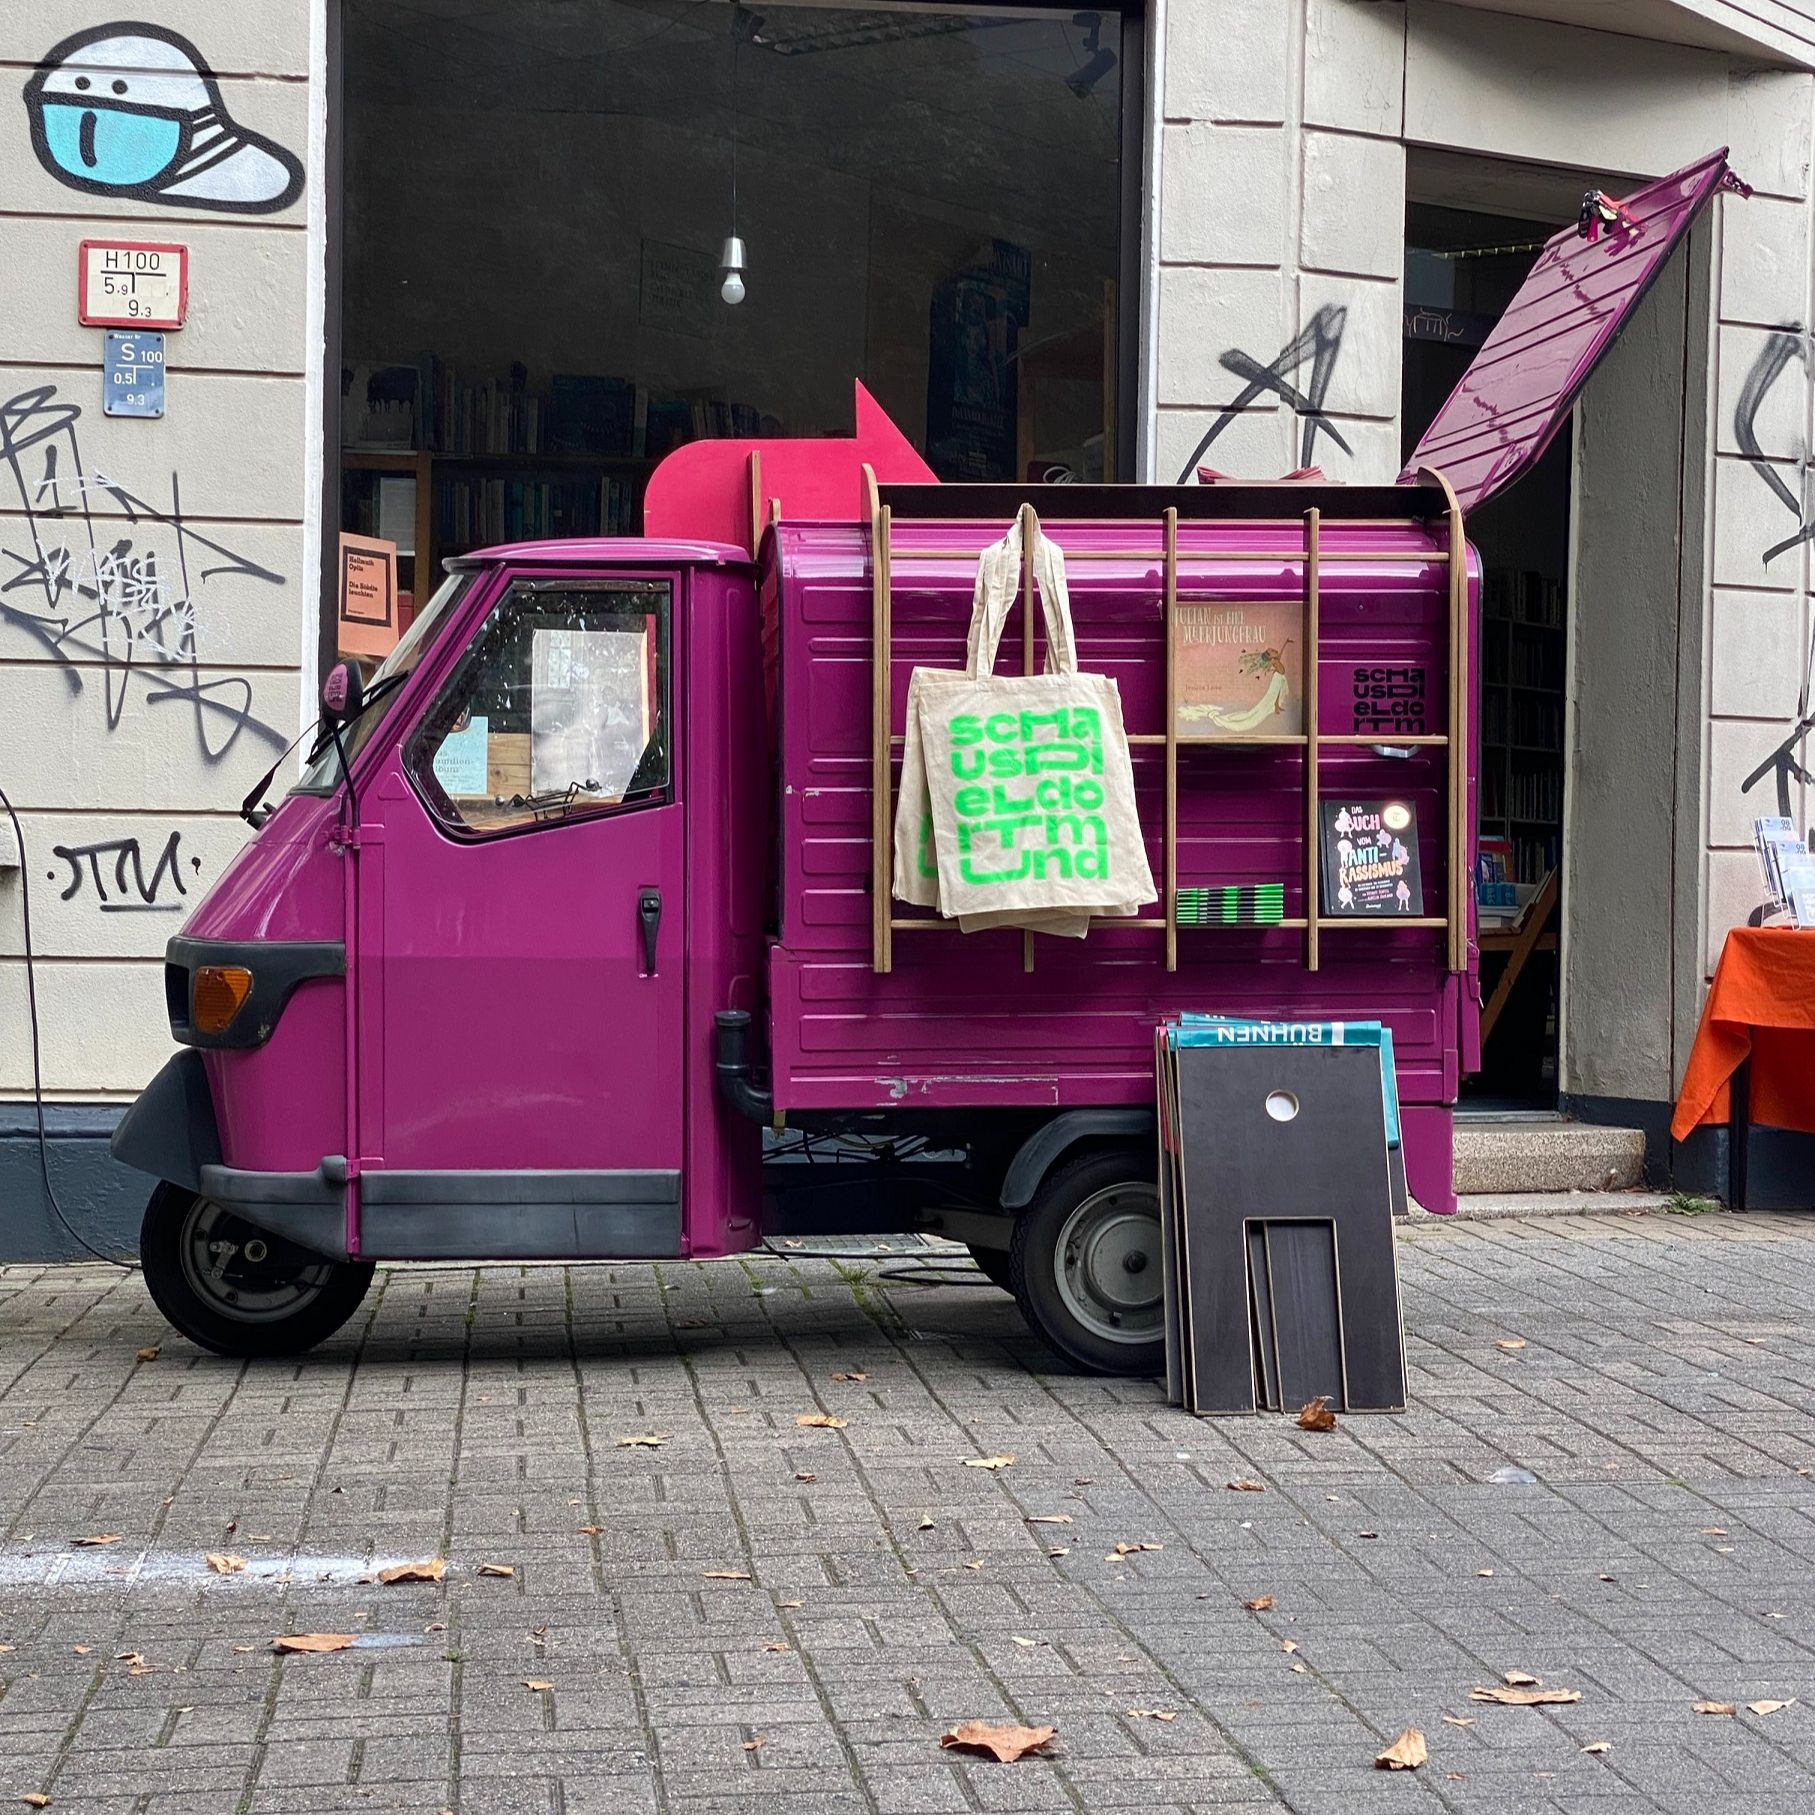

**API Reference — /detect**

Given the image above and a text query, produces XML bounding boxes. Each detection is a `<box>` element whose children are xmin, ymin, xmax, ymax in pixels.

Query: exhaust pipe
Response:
<box><xmin>714</xmin><ymin>1009</ymin><xmax>774</xmax><ymax>1124</ymax></box>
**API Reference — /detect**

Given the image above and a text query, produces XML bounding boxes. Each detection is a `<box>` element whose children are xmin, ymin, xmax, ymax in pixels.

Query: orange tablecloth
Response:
<box><xmin>1672</xmin><ymin>926</ymin><xmax>1815</xmax><ymax>1140</ymax></box>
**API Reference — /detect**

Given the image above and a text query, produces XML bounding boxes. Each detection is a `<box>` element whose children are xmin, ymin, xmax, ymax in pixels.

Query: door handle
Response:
<box><xmin>637</xmin><ymin>887</ymin><xmax>662</xmax><ymax>976</ymax></box>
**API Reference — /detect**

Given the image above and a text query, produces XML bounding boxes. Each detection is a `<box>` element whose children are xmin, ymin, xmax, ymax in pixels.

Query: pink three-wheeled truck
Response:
<box><xmin>109</xmin><ymin>152</ymin><xmax>1746</xmax><ymax>1371</ymax></box>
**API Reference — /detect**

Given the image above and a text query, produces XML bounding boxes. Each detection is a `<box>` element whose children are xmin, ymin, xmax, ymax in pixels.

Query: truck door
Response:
<box><xmin>353</xmin><ymin>573</ymin><xmax>685</xmax><ymax>1259</ymax></box>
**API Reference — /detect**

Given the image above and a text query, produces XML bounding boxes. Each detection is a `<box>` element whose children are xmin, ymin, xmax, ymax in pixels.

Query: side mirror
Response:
<box><xmin>321</xmin><ymin>659</ymin><xmax>364</xmax><ymax>726</ymax></box>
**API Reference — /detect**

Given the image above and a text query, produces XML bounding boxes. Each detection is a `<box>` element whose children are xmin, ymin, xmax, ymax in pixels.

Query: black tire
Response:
<box><xmin>1009</xmin><ymin>1148</ymin><xmax>1165</xmax><ymax>1376</ymax></box>
<box><xmin>966</xmin><ymin>1241</ymin><xmax>1013</xmax><ymax>1290</ymax></box>
<box><xmin>139</xmin><ymin>1182</ymin><xmax>374</xmax><ymax>1358</ymax></box>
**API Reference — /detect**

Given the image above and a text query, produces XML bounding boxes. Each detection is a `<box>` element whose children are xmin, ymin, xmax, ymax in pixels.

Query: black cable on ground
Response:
<box><xmin>0</xmin><ymin>782</ymin><xmax>138</xmax><ymax>1271</ymax></box>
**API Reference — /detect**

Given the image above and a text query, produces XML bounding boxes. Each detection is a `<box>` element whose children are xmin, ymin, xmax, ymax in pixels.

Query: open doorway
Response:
<box><xmin>1402</xmin><ymin>201</ymin><xmax>1571</xmax><ymax>1106</ymax></box>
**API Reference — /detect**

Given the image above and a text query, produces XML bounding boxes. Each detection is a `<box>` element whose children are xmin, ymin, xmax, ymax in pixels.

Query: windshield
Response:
<box><xmin>291</xmin><ymin>570</ymin><xmax>475</xmax><ymax>794</ymax></box>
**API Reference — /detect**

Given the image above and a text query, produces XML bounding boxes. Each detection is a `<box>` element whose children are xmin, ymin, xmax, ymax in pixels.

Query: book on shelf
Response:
<box><xmin>1320</xmin><ymin>799</ymin><xmax>1424</xmax><ymax>916</ymax></box>
<box><xmin>549</xmin><ymin>375</ymin><xmax>635</xmax><ymax>456</ymax></box>
<box><xmin>1172</xmin><ymin>599</ymin><xmax>1303</xmax><ymax>738</ymax></box>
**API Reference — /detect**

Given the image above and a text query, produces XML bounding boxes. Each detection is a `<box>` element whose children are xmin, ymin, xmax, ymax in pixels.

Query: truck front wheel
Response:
<box><xmin>1009</xmin><ymin>1150</ymin><xmax>1165</xmax><ymax>1376</ymax></box>
<box><xmin>140</xmin><ymin>1183</ymin><xmax>375</xmax><ymax>1358</ymax></box>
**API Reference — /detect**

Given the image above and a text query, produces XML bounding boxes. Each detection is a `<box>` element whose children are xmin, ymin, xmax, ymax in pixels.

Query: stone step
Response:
<box><xmin>1453</xmin><ymin>1118</ymin><xmax>1647</xmax><ymax>1195</ymax></box>
<box><xmin>1413</xmin><ymin>1189</ymin><xmax>1677</xmax><ymax>1222</ymax></box>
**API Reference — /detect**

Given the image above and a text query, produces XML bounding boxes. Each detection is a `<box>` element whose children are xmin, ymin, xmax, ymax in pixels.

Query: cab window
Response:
<box><xmin>406</xmin><ymin>579</ymin><xmax>671</xmax><ymax>836</ymax></box>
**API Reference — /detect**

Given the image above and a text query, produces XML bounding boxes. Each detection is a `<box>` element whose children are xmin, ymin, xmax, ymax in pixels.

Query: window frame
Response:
<box><xmin>402</xmin><ymin>572</ymin><xmax>676</xmax><ymax>843</ymax></box>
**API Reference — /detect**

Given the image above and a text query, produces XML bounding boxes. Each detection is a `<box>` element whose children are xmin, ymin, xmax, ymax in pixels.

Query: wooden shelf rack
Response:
<box><xmin>864</xmin><ymin>469</ymin><xmax>1470</xmax><ymax>979</ymax></box>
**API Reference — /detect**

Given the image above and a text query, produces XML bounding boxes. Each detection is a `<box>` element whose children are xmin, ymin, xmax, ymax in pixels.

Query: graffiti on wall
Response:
<box><xmin>51</xmin><ymin>829</ymin><xmax>198</xmax><ymax>914</ymax></box>
<box><xmin>1731</xmin><ymin>331</ymin><xmax>1815</xmax><ymax>835</ymax></box>
<box><xmin>1732</xmin><ymin>330</ymin><xmax>1815</xmax><ymax>567</ymax></box>
<box><xmin>24</xmin><ymin>24</ymin><xmax>303</xmax><ymax>213</ymax></box>
<box><xmin>1175</xmin><ymin>305</ymin><xmax>1350</xmax><ymax>483</ymax></box>
<box><xmin>0</xmin><ymin>383</ymin><xmax>287</xmax><ymax>763</ymax></box>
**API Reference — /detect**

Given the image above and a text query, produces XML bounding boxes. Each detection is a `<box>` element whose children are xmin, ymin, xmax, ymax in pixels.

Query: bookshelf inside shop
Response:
<box><xmin>1477</xmin><ymin>568</ymin><xmax>1565</xmax><ymax>884</ymax></box>
<box><xmin>340</xmin><ymin>362</ymin><xmax>782</xmax><ymax>599</ymax></box>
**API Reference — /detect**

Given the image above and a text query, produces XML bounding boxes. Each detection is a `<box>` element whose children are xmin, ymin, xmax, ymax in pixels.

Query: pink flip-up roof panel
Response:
<box><xmin>1401</xmin><ymin>148</ymin><xmax>1747</xmax><ymax>513</ymax></box>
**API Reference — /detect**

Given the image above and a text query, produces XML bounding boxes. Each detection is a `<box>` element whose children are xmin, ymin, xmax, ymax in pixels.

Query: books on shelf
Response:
<box><xmin>1480</xmin><ymin>569</ymin><xmax>1565</xmax><ymax>627</ymax></box>
<box><xmin>436</xmin><ymin>473</ymin><xmax>638</xmax><ymax>549</ymax></box>
<box><xmin>345</xmin><ymin>354</ymin><xmax>780</xmax><ymax>462</ymax></box>
<box><xmin>1172</xmin><ymin>599</ymin><xmax>1304</xmax><ymax>738</ymax></box>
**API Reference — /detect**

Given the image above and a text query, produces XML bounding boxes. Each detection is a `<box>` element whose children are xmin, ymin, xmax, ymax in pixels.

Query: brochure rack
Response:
<box><xmin>863</xmin><ymin>468</ymin><xmax>1470</xmax><ymax>979</ymax></box>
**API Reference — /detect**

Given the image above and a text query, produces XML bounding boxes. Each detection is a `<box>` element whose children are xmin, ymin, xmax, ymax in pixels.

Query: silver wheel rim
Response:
<box><xmin>1053</xmin><ymin>1184</ymin><xmax>1163</xmax><ymax>1346</ymax></box>
<box><xmin>177</xmin><ymin>1197</ymin><xmax>334</xmax><ymax>1324</ymax></box>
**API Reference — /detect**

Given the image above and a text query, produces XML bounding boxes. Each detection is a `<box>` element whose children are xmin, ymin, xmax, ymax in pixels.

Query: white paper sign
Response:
<box><xmin>80</xmin><ymin>240</ymin><xmax>187</xmax><ymax>329</ymax></box>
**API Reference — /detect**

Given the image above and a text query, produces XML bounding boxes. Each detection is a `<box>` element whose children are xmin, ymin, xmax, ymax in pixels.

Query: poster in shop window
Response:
<box><xmin>1320</xmin><ymin>799</ymin><xmax>1423</xmax><ymax>916</ymax></box>
<box><xmin>530</xmin><ymin>627</ymin><xmax>651</xmax><ymax>802</ymax></box>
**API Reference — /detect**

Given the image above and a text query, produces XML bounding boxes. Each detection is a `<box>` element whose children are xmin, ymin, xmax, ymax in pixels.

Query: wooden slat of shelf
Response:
<box><xmin>1163</xmin><ymin>506</ymin><xmax>1178</xmax><ymax>973</ymax></box>
<box><xmin>1318</xmin><ymin>733</ymin><xmax>1449</xmax><ymax>746</ymax></box>
<box><xmin>1019</xmin><ymin>500</ymin><xmax>1035</xmax><ymax>976</ymax></box>
<box><xmin>885</xmin><ymin>547</ymin><xmax>1449</xmax><ymax>564</ymax></box>
<box><xmin>1305</xmin><ymin>507</ymin><xmax>1321</xmax><ymax>974</ymax></box>
<box><xmin>1317</xmin><ymin>916</ymin><xmax>1448</xmax><ymax>929</ymax></box>
<box><xmin>868</xmin><ymin>464</ymin><xmax>892</xmax><ymax>976</ymax></box>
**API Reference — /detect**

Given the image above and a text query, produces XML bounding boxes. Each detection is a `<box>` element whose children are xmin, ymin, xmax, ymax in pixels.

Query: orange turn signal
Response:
<box><xmin>192</xmin><ymin>965</ymin><xmax>254</xmax><ymax>1035</ymax></box>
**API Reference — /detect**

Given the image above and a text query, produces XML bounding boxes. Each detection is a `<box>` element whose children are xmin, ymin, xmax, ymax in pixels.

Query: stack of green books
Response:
<box><xmin>1175</xmin><ymin>884</ymin><xmax>1286</xmax><ymax>926</ymax></box>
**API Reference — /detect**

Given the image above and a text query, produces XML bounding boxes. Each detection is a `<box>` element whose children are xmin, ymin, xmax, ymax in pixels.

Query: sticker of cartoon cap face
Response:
<box><xmin>24</xmin><ymin>24</ymin><xmax>304</xmax><ymax>213</ymax></box>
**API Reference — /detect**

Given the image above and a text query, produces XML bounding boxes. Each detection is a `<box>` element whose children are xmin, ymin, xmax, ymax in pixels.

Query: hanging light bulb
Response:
<box><xmin>719</xmin><ymin>235</ymin><xmax>747</xmax><ymax>305</ymax></box>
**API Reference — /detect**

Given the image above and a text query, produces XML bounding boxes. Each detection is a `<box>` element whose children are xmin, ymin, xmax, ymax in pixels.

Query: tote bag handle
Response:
<box><xmin>964</xmin><ymin>509</ymin><xmax>1079</xmax><ymax>681</ymax></box>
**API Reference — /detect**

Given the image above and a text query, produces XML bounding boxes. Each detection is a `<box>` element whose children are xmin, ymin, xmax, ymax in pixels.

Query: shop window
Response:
<box><xmin>336</xmin><ymin>0</ymin><xmax>1130</xmax><ymax>635</ymax></box>
<box><xmin>407</xmin><ymin>581</ymin><xmax>671</xmax><ymax>836</ymax></box>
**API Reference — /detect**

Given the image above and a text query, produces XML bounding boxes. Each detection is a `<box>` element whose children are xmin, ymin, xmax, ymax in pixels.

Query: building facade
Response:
<box><xmin>4</xmin><ymin>0</ymin><xmax>1813</xmax><ymax>1257</ymax></box>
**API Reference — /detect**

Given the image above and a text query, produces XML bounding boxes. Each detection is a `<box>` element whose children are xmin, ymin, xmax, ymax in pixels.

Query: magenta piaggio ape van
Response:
<box><xmin>109</xmin><ymin>151</ymin><xmax>1745</xmax><ymax>1371</ymax></box>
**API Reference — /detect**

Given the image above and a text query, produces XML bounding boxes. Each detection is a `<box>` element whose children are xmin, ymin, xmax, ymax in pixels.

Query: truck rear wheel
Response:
<box><xmin>1009</xmin><ymin>1149</ymin><xmax>1165</xmax><ymax>1376</ymax></box>
<box><xmin>140</xmin><ymin>1183</ymin><xmax>374</xmax><ymax>1358</ymax></box>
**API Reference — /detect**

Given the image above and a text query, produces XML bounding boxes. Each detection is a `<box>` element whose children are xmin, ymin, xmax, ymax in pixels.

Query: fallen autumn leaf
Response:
<box><xmin>376</xmin><ymin>1559</ymin><xmax>446</xmax><ymax>1585</ymax></box>
<box><xmin>703</xmin><ymin>1570</ymin><xmax>753</xmax><ymax>1581</ymax></box>
<box><xmin>1502</xmin><ymin>1670</ymin><xmax>1541</xmax><ymax>1686</ymax></box>
<box><xmin>1297</xmin><ymin>1396</ymin><xmax>1337</xmax><ymax>1433</ymax></box>
<box><xmin>135</xmin><ymin>1346</ymin><xmax>160</xmax><ymax>1362</ymax></box>
<box><xmin>1226</xmin><ymin>1480</ymin><xmax>1266</xmax><ymax>1493</ymax></box>
<box><xmin>477</xmin><ymin>1564</ymin><xmax>515</xmax><ymax>1578</ymax></box>
<box><xmin>271</xmin><ymin>1634</ymin><xmax>355</xmax><ymax>1654</ymax></box>
<box><xmin>615</xmin><ymin>1434</ymin><xmax>667</xmax><ymax>1448</ymax></box>
<box><xmin>1126</xmin><ymin>1708</ymin><xmax>1176</xmax><ymax>1722</ymax></box>
<box><xmin>940</xmin><ymin>1720</ymin><xmax>1058</xmax><ymax>1763</ymax></box>
<box><xmin>830</xmin><ymin>1371</ymin><xmax>868</xmax><ymax>1382</ymax></box>
<box><xmin>1375</xmin><ymin>1728</ymin><xmax>1427</xmax><ymax>1771</ymax></box>
<box><xmin>1495</xmin><ymin>1339</ymin><xmax>1527</xmax><ymax>1351</ymax></box>
<box><xmin>1582</xmin><ymin>1742</ymin><xmax>1611</xmax><ymax>1754</ymax></box>
<box><xmin>963</xmin><ymin>1455</ymin><xmax>1015</xmax><ymax>1470</ymax></box>
<box><xmin>1243</xmin><ymin>1595</ymin><xmax>1274</xmax><ymax>1612</ymax></box>
<box><xmin>1693</xmin><ymin>1701</ymin><xmax>1737</xmax><ymax>1716</ymax></box>
<box><xmin>22</xmin><ymin>1796</ymin><xmax>51</xmax><ymax>1809</ymax></box>
<box><xmin>1470</xmin><ymin>1686</ymin><xmax>1581</xmax><ymax>1706</ymax></box>
<box><xmin>72</xmin><ymin>1535</ymin><xmax>121</xmax><ymax>1548</ymax></box>
<box><xmin>742</xmin><ymin>1737</ymin><xmax>766</xmax><ymax>1752</ymax></box>
<box><xmin>1024</xmin><ymin>1514</ymin><xmax>1072</xmax><ymax>1525</ymax></box>
<box><xmin>1439</xmin><ymin>1714</ymin><xmax>1473</xmax><ymax>1728</ymax></box>
<box><xmin>523</xmin><ymin>1679</ymin><xmax>553</xmax><ymax>1692</ymax></box>
<box><xmin>796</xmin><ymin>1414</ymin><xmax>847</xmax><ymax>1429</ymax></box>
<box><xmin>1748</xmin><ymin>1700</ymin><xmax>1793</xmax><ymax>1716</ymax></box>
<box><xmin>204</xmin><ymin>1553</ymin><xmax>247</xmax><ymax>1576</ymax></box>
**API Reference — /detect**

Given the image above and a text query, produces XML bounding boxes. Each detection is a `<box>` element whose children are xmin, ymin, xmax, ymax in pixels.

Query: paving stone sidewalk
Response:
<box><xmin>2</xmin><ymin>1210</ymin><xmax>1814</xmax><ymax>1815</ymax></box>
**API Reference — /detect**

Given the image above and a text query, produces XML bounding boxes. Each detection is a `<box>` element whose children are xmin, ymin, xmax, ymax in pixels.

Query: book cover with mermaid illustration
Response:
<box><xmin>1173</xmin><ymin>600</ymin><xmax>1303</xmax><ymax>738</ymax></box>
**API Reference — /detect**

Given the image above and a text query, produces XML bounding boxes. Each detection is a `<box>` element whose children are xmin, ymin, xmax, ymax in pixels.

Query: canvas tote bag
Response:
<box><xmin>909</xmin><ymin>512</ymin><xmax>1156</xmax><ymax>926</ymax></box>
<box><xmin>892</xmin><ymin>516</ymin><xmax>1084</xmax><ymax>926</ymax></box>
